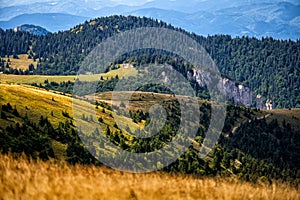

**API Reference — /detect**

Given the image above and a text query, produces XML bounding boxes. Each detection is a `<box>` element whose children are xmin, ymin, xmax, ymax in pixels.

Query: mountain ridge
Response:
<box><xmin>0</xmin><ymin>15</ymin><xmax>299</xmax><ymax>108</ymax></box>
<box><xmin>0</xmin><ymin>1</ymin><xmax>299</xmax><ymax>40</ymax></box>
<box><xmin>0</xmin><ymin>13</ymin><xmax>89</xmax><ymax>32</ymax></box>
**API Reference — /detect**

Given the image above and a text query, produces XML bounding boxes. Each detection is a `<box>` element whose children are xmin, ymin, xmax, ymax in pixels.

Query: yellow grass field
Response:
<box><xmin>0</xmin><ymin>84</ymin><xmax>77</xmax><ymax>128</ymax></box>
<box><xmin>2</xmin><ymin>54</ymin><xmax>37</xmax><ymax>70</ymax></box>
<box><xmin>0</xmin><ymin>84</ymin><xmax>141</xmax><ymax>132</ymax></box>
<box><xmin>0</xmin><ymin>83</ymin><xmax>143</xmax><ymax>158</ymax></box>
<box><xmin>0</xmin><ymin>65</ymin><xmax>138</xmax><ymax>84</ymax></box>
<box><xmin>0</xmin><ymin>74</ymin><xmax>76</xmax><ymax>84</ymax></box>
<box><xmin>0</xmin><ymin>153</ymin><xmax>299</xmax><ymax>200</ymax></box>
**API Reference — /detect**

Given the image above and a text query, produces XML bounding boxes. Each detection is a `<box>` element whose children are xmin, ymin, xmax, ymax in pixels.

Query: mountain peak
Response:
<box><xmin>14</xmin><ymin>24</ymin><xmax>49</xmax><ymax>35</ymax></box>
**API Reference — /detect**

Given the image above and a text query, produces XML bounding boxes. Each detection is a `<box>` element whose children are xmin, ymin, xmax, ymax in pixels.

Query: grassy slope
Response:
<box><xmin>0</xmin><ymin>84</ymin><xmax>75</xmax><ymax>128</ymax></box>
<box><xmin>91</xmin><ymin>91</ymin><xmax>209</xmax><ymax>111</ymax></box>
<box><xmin>0</xmin><ymin>153</ymin><xmax>299</xmax><ymax>200</ymax></box>
<box><xmin>1</xmin><ymin>79</ymin><xmax>300</xmax><ymax>199</ymax></box>
<box><xmin>0</xmin><ymin>74</ymin><xmax>76</xmax><ymax>84</ymax></box>
<box><xmin>0</xmin><ymin>65</ymin><xmax>138</xmax><ymax>84</ymax></box>
<box><xmin>1</xmin><ymin>82</ymin><xmax>298</xmax><ymax>134</ymax></box>
<box><xmin>0</xmin><ymin>84</ymin><xmax>143</xmax><ymax>158</ymax></box>
<box><xmin>0</xmin><ymin>84</ymin><xmax>141</xmax><ymax>129</ymax></box>
<box><xmin>2</xmin><ymin>54</ymin><xmax>37</xmax><ymax>70</ymax></box>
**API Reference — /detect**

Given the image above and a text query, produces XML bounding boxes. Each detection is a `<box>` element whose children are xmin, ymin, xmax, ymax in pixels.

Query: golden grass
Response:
<box><xmin>76</xmin><ymin>66</ymin><xmax>137</xmax><ymax>82</ymax></box>
<box><xmin>0</xmin><ymin>84</ymin><xmax>141</xmax><ymax>132</ymax></box>
<box><xmin>0</xmin><ymin>84</ymin><xmax>143</xmax><ymax>158</ymax></box>
<box><xmin>2</xmin><ymin>54</ymin><xmax>37</xmax><ymax>70</ymax></box>
<box><xmin>0</xmin><ymin>74</ymin><xmax>76</xmax><ymax>84</ymax></box>
<box><xmin>0</xmin><ymin>84</ymin><xmax>75</xmax><ymax>128</ymax></box>
<box><xmin>103</xmin><ymin>64</ymin><xmax>138</xmax><ymax>80</ymax></box>
<box><xmin>0</xmin><ymin>66</ymin><xmax>138</xmax><ymax>84</ymax></box>
<box><xmin>92</xmin><ymin>91</ymin><xmax>208</xmax><ymax>113</ymax></box>
<box><xmin>0</xmin><ymin>153</ymin><xmax>299</xmax><ymax>200</ymax></box>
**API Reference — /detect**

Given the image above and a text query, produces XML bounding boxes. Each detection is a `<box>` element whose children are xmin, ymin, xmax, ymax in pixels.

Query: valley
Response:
<box><xmin>1</xmin><ymin>78</ymin><xmax>300</xmax><ymax>199</ymax></box>
<box><xmin>0</xmin><ymin>14</ymin><xmax>299</xmax><ymax>199</ymax></box>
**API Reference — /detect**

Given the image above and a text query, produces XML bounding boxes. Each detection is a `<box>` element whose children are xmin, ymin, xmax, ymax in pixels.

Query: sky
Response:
<box><xmin>0</xmin><ymin>0</ymin><xmax>154</xmax><ymax>7</ymax></box>
<box><xmin>110</xmin><ymin>0</ymin><xmax>154</xmax><ymax>5</ymax></box>
<box><xmin>1</xmin><ymin>0</ymin><xmax>298</xmax><ymax>7</ymax></box>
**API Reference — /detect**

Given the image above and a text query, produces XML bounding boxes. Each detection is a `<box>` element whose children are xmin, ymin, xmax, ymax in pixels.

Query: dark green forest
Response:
<box><xmin>0</xmin><ymin>15</ymin><xmax>299</xmax><ymax>108</ymax></box>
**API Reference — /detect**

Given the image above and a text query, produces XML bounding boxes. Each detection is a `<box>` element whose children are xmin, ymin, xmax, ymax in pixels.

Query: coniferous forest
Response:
<box><xmin>0</xmin><ymin>16</ymin><xmax>299</xmax><ymax>108</ymax></box>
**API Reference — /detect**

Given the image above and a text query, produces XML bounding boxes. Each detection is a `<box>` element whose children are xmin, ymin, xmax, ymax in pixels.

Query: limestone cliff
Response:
<box><xmin>256</xmin><ymin>95</ymin><xmax>274</xmax><ymax>110</ymax></box>
<box><xmin>187</xmin><ymin>69</ymin><xmax>253</xmax><ymax>107</ymax></box>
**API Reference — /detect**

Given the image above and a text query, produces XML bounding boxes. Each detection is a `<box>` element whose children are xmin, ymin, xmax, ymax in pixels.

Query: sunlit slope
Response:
<box><xmin>0</xmin><ymin>84</ymin><xmax>144</xmax><ymax>160</ymax></box>
<box><xmin>0</xmin><ymin>84</ymin><xmax>141</xmax><ymax>132</ymax></box>
<box><xmin>0</xmin><ymin>154</ymin><xmax>299</xmax><ymax>200</ymax></box>
<box><xmin>0</xmin><ymin>64</ymin><xmax>138</xmax><ymax>84</ymax></box>
<box><xmin>1</xmin><ymin>83</ymin><xmax>299</xmax><ymax>136</ymax></box>
<box><xmin>0</xmin><ymin>74</ymin><xmax>76</xmax><ymax>84</ymax></box>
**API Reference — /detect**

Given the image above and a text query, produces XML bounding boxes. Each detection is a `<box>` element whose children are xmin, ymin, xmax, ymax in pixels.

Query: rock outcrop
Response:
<box><xmin>256</xmin><ymin>95</ymin><xmax>264</xmax><ymax>109</ymax></box>
<box><xmin>265</xmin><ymin>99</ymin><xmax>274</xmax><ymax>110</ymax></box>
<box><xmin>256</xmin><ymin>95</ymin><xmax>274</xmax><ymax>110</ymax></box>
<box><xmin>187</xmin><ymin>69</ymin><xmax>253</xmax><ymax>107</ymax></box>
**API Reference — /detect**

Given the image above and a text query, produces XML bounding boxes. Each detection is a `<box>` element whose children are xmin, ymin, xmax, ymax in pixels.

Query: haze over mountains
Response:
<box><xmin>0</xmin><ymin>0</ymin><xmax>299</xmax><ymax>40</ymax></box>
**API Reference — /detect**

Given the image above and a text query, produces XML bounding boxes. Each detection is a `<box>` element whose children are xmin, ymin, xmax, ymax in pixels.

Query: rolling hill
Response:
<box><xmin>0</xmin><ymin>12</ymin><xmax>299</xmax><ymax>198</ymax></box>
<box><xmin>0</xmin><ymin>13</ymin><xmax>89</xmax><ymax>32</ymax></box>
<box><xmin>0</xmin><ymin>74</ymin><xmax>299</xmax><ymax>183</ymax></box>
<box><xmin>1</xmin><ymin>15</ymin><xmax>299</xmax><ymax>108</ymax></box>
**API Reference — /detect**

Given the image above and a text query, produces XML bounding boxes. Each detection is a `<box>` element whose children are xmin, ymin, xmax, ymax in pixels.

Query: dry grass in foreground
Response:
<box><xmin>0</xmin><ymin>154</ymin><xmax>299</xmax><ymax>200</ymax></box>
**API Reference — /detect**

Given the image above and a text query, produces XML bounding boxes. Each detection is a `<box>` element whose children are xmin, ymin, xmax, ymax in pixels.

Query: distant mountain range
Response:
<box><xmin>0</xmin><ymin>13</ymin><xmax>88</xmax><ymax>32</ymax></box>
<box><xmin>0</xmin><ymin>0</ymin><xmax>299</xmax><ymax>39</ymax></box>
<box><xmin>126</xmin><ymin>2</ymin><xmax>300</xmax><ymax>40</ymax></box>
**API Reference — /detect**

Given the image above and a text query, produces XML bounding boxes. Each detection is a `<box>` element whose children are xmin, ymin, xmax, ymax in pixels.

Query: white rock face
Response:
<box><xmin>123</xmin><ymin>63</ymin><xmax>133</xmax><ymax>69</ymax></box>
<box><xmin>256</xmin><ymin>94</ymin><xmax>264</xmax><ymax>109</ymax></box>
<box><xmin>265</xmin><ymin>99</ymin><xmax>273</xmax><ymax>110</ymax></box>
<box><xmin>256</xmin><ymin>95</ymin><xmax>274</xmax><ymax>110</ymax></box>
<box><xmin>223</xmin><ymin>78</ymin><xmax>253</xmax><ymax>107</ymax></box>
<box><xmin>188</xmin><ymin>69</ymin><xmax>253</xmax><ymax>107</ymax></box>
<box><xmin>187</xmin><ymin>69</ymin><xmax>276</xmax><ymax>109</ymax></box>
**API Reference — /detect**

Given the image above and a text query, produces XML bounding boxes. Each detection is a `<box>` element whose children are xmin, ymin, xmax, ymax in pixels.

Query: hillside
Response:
<box><xmin>0</xmin><ymin>13</ymin><xmax>299</xmax><ymax>198</ymax></box>
<box><xmin>1</xmin><ymin>153</ymin><xmax>299</xmax><ymax>200</ymax></box>
<box><xmin>0</xmin><ymin>16</ymin><xmax>299</xmax><ymax>108</ymax></box>
<box><xmin>0</xmin><ymin>64</ymin><xmax>137</xmax><ymax>84</ymax></box>
<box><xmin>0</xmin><ymin>78</ymin><xmax>299</xmax><ymax>183</ymax></box>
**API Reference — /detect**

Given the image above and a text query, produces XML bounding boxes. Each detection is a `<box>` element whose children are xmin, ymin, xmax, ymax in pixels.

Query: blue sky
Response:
<box><xmin>1</xmin><ymin>0</ymin><xmax>155</xmax><ymax>7</ymax></box>
<box><xmin>2</xmin><ymin>0</ymin><xmax>297</xmax><ymax>8</ymax></box>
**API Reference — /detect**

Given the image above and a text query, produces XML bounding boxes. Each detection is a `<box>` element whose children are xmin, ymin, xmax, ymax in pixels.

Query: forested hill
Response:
<box><xmin>0</xmin><ymin>15</ymin><xmax>299</xmax><ymax>108</ymax></box>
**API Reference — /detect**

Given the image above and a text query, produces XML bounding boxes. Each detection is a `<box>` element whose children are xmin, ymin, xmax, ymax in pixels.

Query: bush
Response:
<box><xmin>1</xmin><ymin>111</ymin><xmax>7</xmax><ymax>119</ymax></box>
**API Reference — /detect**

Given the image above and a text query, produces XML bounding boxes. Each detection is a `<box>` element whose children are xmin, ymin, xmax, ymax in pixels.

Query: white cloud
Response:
<box><xmin>110</xmin><ymin>0</ymin><xmax>153</xmax><ymax>6</ymax></box>
<box><xmin>0</xmin><ymin>0</ymin><xmax>55</xmax><ymax>8</ymax></box>
<box><xmin>0</xmin><ymin>0</ymin><xmax>153</xmax><ymax>8</ymax></box>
